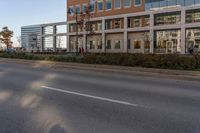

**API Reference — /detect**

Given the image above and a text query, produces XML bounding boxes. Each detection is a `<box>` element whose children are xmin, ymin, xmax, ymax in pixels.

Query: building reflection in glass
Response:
<box><xmin>186</xmin><ymin>29</ymin><xmax>200</xmax><ymax>53</ymax></box>
<box><xmin>155</xmin><ymin>30</ymin><xmax>181</xmax><ymax>54</ymax></box>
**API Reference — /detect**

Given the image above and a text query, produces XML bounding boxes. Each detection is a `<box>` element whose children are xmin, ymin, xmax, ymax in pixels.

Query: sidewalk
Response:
<box><xmin>0</xmin><ymin>58</ymin><xmax>200</xmax><ymax>81</ymax></box>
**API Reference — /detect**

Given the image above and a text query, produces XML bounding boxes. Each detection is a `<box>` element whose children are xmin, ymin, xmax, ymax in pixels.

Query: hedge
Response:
<box><xmin>0</xmin><ymin>52</ymin><xmax>200</xmax><ymax>70</ymax></box>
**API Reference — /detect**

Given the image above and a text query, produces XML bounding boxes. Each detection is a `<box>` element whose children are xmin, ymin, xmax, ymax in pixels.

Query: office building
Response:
<box><xmin>21</xmin><ymin>22</ymin><xmax>67</xmax><ymax>52</ymax></box>
<box><xmin>67</xmin><ymin>0</ymin><xmax>200</xmax><ymax>54</ymax></box>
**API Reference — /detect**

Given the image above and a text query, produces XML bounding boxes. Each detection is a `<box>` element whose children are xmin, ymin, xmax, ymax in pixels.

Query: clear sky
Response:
<box><xmin>0</xmin><ymin>0</ymin><xmax>66</xmax><ymax>46</ymax></box>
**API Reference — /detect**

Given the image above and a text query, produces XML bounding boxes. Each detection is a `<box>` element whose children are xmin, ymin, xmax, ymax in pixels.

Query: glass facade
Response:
<box><xmin>154</xmin><ymin>12</ymin><xmax>181</xmax><ymax>26</ymax></box>
<box><xmin>43</xmin><ymin>26</ymin><xmax>53</xmax><ymax>35</ymax></box>
<box><xmin>56</xmin><ymin>36</ymin><xmax>67</xmax><ymax>50</ymax></box>
<box><xmin>186</xmin><ymin>9</ymin><xmax>200</xmax><ymax>23</ymax></box>
<box><xmin>114</xmin><ymin>40</ymin><xmax>121</xmax><ymax>49</ymax></box>
<box><xmin>155</xmin><ymin>30</ymin><xmax>181</xmax><ymax>53</ymax></box>
<box><xmin>21</xmin><ymin>26</ymin><xmax>41</xmax><ymax>49</ymax></box>
<box><xmin>106</xmin><ymin>18</ymin><xmax>124</xmax><ymax>29</ymax></box>
<box><xmin>43</xmin><ymin>36</ymin><xmax>54</xmax><ymax>50</ymax></box>
<box><xmin>56</xmin><ymin>25</ymin><xmax>66</xmax><ymax>34</ymax></box>
<box><xmin>69</xmin><ymin>24</ymin><xmax>82</xmax><ymax>32</ymax></box>
<box><xmin>106</xmin><ymin>40</ymin><xmax>112</xmax><ymax>49</ymax></box>
<box><xmin>128</xmin><ymin>15</ymin><xmax>150</xmax><ymax>28</ymax></box>
<box><xmin>70</xmin><ymin>36</ymin><xmax>83</xmax><ymax>51</ymax></box>
<box><xmin>186</xmin><ymin>28</ymin><xmax>200</xmax><ymax>53</ymax></box>
<box><xmin>89</xmin><ymin>21</ymin><xmax>102</xmax><ymax>31</ymax></box>
<box><xmin>145</xmin><ymin>0</ymin><xmax>200</xmax><ymax>10</ymax></box>
<box><xmin>128</xmin><ymin>32</ymin><xmax>150</xmax><ymax>53</ymax></box>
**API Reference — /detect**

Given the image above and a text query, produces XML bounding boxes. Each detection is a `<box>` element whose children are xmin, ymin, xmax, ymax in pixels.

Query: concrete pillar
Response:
<box><xmin>67</xmin><ymin>35</ymin><xmax>70</xmax><ymax>52</ymax></box>
<box><xmin>53</xmin><ymin>25</ymin><xmax>57</xmax><ymax>51</ymax></box>
<box><xmin>102</xmin><ymin>32</ymin><xmax>106</xmax><ymax>52</ymax></box>
<box><xmin>40</xmin><ymin>26</ymin><xmax>43</xmax><ymax>51</ymax></box>
<box><xmin>83</xmin><ymin>33</ymin><xmax>86</xmax><ymax>51</ymax></box>
<box><xmin>150</xmin><ymin>13</ymin><xmax>154</xmax><ymax>53</ymax></box>
<box><xmin>102</xmin><ymin>19</ymin><xmax>106</xmax><ymax>53</ymax></box>
<box><xmin>181</xmin><ymin>9</ymin><xmax>186</xmax><ymax>54</ymax></box>
<box><xmin>66</xmin><ymin>23</ymin><xmax>71</xmax><ymax>52</ymax></box>
<box><xmin>124</xmin><ymin>16</ymin><xmax>128</xmax><ymax>53</ymax></box>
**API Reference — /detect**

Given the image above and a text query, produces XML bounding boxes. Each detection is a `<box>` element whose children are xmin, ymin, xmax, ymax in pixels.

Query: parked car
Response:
<box><xmin>5</xmin><ymin>48</ymin><xmax>16</xmax><ymax>54</ymax></box>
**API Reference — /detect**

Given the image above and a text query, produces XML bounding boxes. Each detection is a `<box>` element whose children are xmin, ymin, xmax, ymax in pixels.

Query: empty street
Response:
<box><xmin>0</xmin><ymin>60</ymin><xmax>200</xmax><ymax>133</ymax></box>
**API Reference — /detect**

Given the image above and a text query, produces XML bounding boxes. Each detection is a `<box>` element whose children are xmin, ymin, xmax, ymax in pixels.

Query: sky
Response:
<box><xmin>0</xmin><ymin>0</ymin><xmax>66</xmax><ymax>46</ymax></box>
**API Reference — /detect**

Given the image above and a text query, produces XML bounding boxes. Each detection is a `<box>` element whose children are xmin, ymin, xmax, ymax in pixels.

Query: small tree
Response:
<box><xmin>78</xmin><ymin>4</ymin><xmax>95</xmax><ymax>53</ymax></box>
<box><xmin>0</xmin><ymin>27</ymin><xmax>13</xmax><ymax>50</ymax></box>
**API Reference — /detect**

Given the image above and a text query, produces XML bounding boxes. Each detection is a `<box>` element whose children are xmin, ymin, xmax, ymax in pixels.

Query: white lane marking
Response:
<box><xmin>41</xmin><ymin>86</ymin><xmax>140</xmax><ymax>107</ymax></box>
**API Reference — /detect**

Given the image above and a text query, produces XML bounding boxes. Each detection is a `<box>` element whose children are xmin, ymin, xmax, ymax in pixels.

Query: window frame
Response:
<box><xmin>106</xmin><ymin>0</ymin><xmax>112</xmax><ymax>11</ymax></box>
<box><xmin>97</xmin><ymin>0</ymin><xmax>104</xmax><ymax>12</ymax></box>
<box><xmin>75</xmin><ymin>5</ymin><xmax>81</xmax><ymax>14</ymax></box>
<box><xmin>68</xmin><ymin>6</ymin><xmax>74</xmax><ymax>16</ymax></box>
<box><xmin>114</xmin><ymin>0</ymin><xmax>121</xmax><ymax>9</ymax></box>
<box><xmin>134</xmin><ymin>0</ymin><xmax>142</xmax><ymax>7</ymax></box>
<box><xmin>124</xmin><ymin>0</ymin><xmax>132</xmax><ymax>8</ymax></box>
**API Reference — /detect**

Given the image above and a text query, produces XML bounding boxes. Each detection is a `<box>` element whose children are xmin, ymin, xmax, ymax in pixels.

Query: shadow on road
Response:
<box><xmin>49</xmin><ymin>124</ymin><xmax>68</xmax><ymax>133</ymax></box>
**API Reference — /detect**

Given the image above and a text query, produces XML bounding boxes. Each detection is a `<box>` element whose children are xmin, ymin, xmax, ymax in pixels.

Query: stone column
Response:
<box><xmin>181</xmin><ymin>9</ymin><xmax>186</xmax><ymax>54</ymax></box>
<box><xmin>83</xmin><ymin>33</ymin><xmax>86</xmax><ymax>51</ymax></box>
<box><xmin>53</xmin><ymin>25</ymin><xmax>57</xmax><ymax>51</ymax></box>
<box><xmin>102</xmin><ymin>19</ymin><xmax>106</xmax><ymax>53</ymax></box>
<box><xmin>67</xmin><ymin>35</ymin><xmax>70</xmax><ymax>52</ymax></box>
<box><xmin>40</xmin><ymin>26</ymin><xmax>43</xmax><ymax>52</ymax></box>
<box><xmin>124</xmin><ymin>16</ymin><xmax>128</xmax><ymax>53</ymax></box>
<box><xmin>102</xmin><ymin>32</ymin><xmax>106</xmax><ymax>53</ymax></box>
<box><xmin>150</xmin><ymin>13</ymin><xmax>154</xmax><ymax>53</ymax></box>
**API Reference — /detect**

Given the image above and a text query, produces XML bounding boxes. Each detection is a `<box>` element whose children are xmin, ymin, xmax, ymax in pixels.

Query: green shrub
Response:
<box><xmin>0</xmin><ymin>52</ymin><xmax>199</xmax><ymax>70</ymax></box>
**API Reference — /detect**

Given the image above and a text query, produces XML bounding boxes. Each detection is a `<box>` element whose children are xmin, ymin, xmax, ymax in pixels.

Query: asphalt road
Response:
<box><xmin>0</xmin><ymin>61</ymin><xmax>200</xmax><ymax>133</ymax></box>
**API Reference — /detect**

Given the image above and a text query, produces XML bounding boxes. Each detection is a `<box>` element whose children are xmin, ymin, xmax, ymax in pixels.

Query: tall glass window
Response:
<box><xmin>75</xmin><ymin>5</ymin><xmax>81</xmax><ymax>14</ymax></box>
<box><xmin>167</xmin><ymin>0</ymin><xmax>177</xmax><ymax>7</ymax></box>
<box><xmin>155</xmin><ymin>30</ymin><xmax>181</xmax><ymax>54</ymax></box>
<box><xmin>195</xmin><ymin>0</ymin><xmax>200</xmax><ymax>4</ymax></box>
<box><xmin>97</xmin><ymin>0</ymin><xmax>103</xmax><ymax>11</ymax></box>
<box><xmin>68</xmin><ymin>6</ymin><xmax>74</xmax><ymax>16</ymax></box>
<box><xmin>106</xmin><ymin>0</ymin><xmax>112</xmax><ymax>10</ymax></box>
<box><xmin>145</xmin><ymin>0</ymin><xmax>152</xmax><ymax>10</ymax></box>
<box><xmin>128</xmin><ymin>16</ymin><xmax>150</xmax><ymax>28</ymax></box>
<box><xmin>124</xmin><ymin>0</ymin><xmax>131</xmax><ymax>7</ymax></box>
<box><xmin>177</xmin><ymin>0</ymin><xmax>185</xmax><ymax>6</ymax></box>
<box><xmin>135</xmin><ymin>0</ymin><xmax>142</xmax><ymax>6</ymax></box>
<box><xmin>160</xmin><ymin>0</ymin><xmax>167</xmax><ymax>8</ymax></box>
<box><xmin>185</xmin><ymin>0</ymin><xmax>195</xmax><ymax>6</ymax></box>
<box><xmin>154</xmin><ymin>12</ymin><xmax>181</xmax><ymax>26</ymax></box>
<box><xmin>82</xmin><ymin>4</ymin><xmax>87</xmax><ymax>13</ymax></box>
<box><xmin>43</xmin><ymin>26</ymin><xmax>53</xmax><ymax>35</ymax></box>
<box><xmin>151</xmin><ymin>0</ymin><xmax>160</xmax><ymax>9</ymax></box>
<box><xmin>56</xmin><ymin>25</ymin><xmax>66</xmax><ymax>34</ymax></box>
<box><xmin>56</xmin><ymin>36</ymin><xmax>67</xmax><ymax>50</ymax></box>
<box><xmin>186</xmin><ymin>28</ymin><xmax>200</xmax><ymax>54</ymax></box>
<box><xmin>43</xmin><ymin>36</ymin><xmax>54</xmax><ymax>50</ymax></box>
<box><xmin>186</xmin><ymin>9</ymin><xmax>200</xmax><ymax>23</ymax></box>
<box><xmin>115</xmin><ymin>0</ymin><xmax>121</xmax><ymax>9</ymax></box>
<box><xmin>90</xmin><ymin>2</ymin><xmax>95</xmax><ymax>12</ymax></box>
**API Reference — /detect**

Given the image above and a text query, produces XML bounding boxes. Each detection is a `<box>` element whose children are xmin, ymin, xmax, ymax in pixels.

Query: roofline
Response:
<box><xmin>21</xmin><ymin>21</ymin><xmax>67</xmax><ymax>28</ymax></box>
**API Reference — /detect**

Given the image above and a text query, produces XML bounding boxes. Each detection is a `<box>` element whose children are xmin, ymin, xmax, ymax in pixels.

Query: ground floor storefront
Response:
<box><xmin>68</xmin><ymin>28</ymin><xmax>200</xmax><ymax>54</ymax></box>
